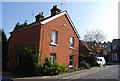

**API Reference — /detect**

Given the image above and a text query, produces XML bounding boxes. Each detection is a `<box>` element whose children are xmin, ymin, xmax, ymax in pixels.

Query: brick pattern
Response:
<box><xmin>8</xmin><ymin>25</ymin><xmax>41</xmax><ymax>72</ymax></box>
<box><xmin>40</xmin><ymin>15</ymin><xmax>79</xmax><ymax>68</ymax></box>
<box><xmin>8</xmin><ymin>14</ymin><xmax>79</xmax><ymax>72</ymax></box>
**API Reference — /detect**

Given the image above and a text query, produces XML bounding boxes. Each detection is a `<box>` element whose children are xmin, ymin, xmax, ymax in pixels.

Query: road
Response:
<box><xmin>3</xmin><ymin>64</ymin><xmax>120</xmax><ymax>81</ymax></box>
<box><xmin>48</xmin><ymin>65</ymin><xmax>119</xmax><ymax>80</ymax></box>
<box><xmin>79</xmin><ymin>65</ymin><xmax>119</xmax><ymax>79</ymax></box>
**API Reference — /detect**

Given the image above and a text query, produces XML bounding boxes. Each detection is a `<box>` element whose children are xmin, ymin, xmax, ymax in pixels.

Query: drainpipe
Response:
<box><xmin>39</xmin><ymin>24</ymin><xmax>44</xmax><ymax>64</ymax></box>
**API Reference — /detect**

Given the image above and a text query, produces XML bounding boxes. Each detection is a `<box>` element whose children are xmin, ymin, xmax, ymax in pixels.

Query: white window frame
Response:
<box><xmin>69</xmin><ymin>55</ymin><xmax>74</xmax><ymax>66</ymax></box>
<box><xmin>70</xmin><ymin>37</ymin><xmax>74</xmax><ymax>49</ymax></box>
<box><xmin>50</xmin><ymin>53</ymin><xmax>56</xmax><ymax>63</ymax></box>
<box><xmin>51</xmin><ymin>30</ymin><xmax>58</xmax><ymax>45</ymax></box>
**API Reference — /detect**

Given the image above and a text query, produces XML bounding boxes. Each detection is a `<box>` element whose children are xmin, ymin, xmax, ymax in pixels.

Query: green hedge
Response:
<box><xmin>79</xmin><ymin>55</ymin><xmax>97</xmax><ymax>68</ymax></box>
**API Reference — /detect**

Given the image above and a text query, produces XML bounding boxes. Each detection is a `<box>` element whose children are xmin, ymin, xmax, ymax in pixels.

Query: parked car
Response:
<box><xmin>97</xmin><ymin>57</ymin><xmax>106</xmax><ymax>67</ymax></box>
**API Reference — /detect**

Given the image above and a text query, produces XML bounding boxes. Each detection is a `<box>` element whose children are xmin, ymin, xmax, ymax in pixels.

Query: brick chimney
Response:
<box><xmin>50</xmin><ymin>5</ymin><xmax>61</xmax><ymax>16</ymax></box>
<box><xmin>35</xmin><ymin>12</ymin><xmax>44</xmax><ymax>22</ymax></box>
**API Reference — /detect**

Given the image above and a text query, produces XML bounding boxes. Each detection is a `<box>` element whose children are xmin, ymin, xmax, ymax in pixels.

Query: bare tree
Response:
<box><xmin>83</xmin><ymin>29</ymin><xmax>107</xmax><ymax>43</ymax></box>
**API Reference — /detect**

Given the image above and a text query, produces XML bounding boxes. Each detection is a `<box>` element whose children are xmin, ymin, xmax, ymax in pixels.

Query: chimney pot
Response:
<box><xmin>50</xmin><ymin>5</ymin><xmax>61</xmax><ymax>16</ymax></box>
<box><xmin>35</xmin><ymin>12</ymin><xmax>44</xmax><ymax>22</ymax></box>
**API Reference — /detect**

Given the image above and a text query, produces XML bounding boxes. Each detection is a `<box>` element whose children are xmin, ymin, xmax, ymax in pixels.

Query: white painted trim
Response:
<box><xmin>70</xmin><ymin>47</ymin><xmax>74</xmax><ymax>49</ymax></box>
<box><xmin>41</xmin><ymin>12</ymin><xmax>66</xmax><ymax>24</ymax></box>
<box><xmin>65</xmin><ymin>11</ymin><xmax>80</xmax><ymax>38</ymax></box>
<box><xmin>40</xmin><ymin>11</ymin><xmax>80</xmax><ymax>38</ymax></box>
<box><xmin>69</xmin><ymin>65</ymin><xmax>74</xmax><ymax>68</ymax></box>
<box><xmin>50</xmin><ymin>42</ymin><xmax>58</xmax><ymax>46</ymax></box>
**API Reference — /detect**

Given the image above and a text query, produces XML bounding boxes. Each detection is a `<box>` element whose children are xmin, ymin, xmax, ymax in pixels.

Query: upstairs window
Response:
<box><xmin>70</xmin><ymin>37</ymin><xmax>74</xmax><ymax>48</ymax></box>
<box><xmin>51</xmin><ymin>30</ymin><xmax>58</xmax><ymax>44</ymax></box>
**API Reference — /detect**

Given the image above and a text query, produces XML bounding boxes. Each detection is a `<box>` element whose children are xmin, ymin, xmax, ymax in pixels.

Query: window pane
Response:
<box><xmin>50</xmin><ymin>53</ymin><xmax>56</xmax><ymax>63</ymax></box>
<box><xmin>69</xmin><ymin>61</ymin><xmax>72</xmax><ymax>65</ymax></box>
<box><xmin>113</xmin><ymin>54</ymin><xmax>115</xmax><ymax>61</ymax></box>
<box><xmin>70</xmin><ymin>37</ymin><xmax>72</xmax><ymax>42</ymax></box>
<box><xmin>69</xmin><ymin>55</ymin><xmax>74</xmax><ymax>65</ymax></box>
<box><xmin>116</xmin><ymin>54</ymin><xmax>118</xmax><ymax>61</ymax></box>
<box><xmin>51</xmin><ymin>31</ymin><xmax>57</xmax><ymax>44</ymax></box>
<box><xmin>115</xmin><ymin>54</ymin><xmax>118</xmax><ymax>61</ymax></box>
<box><xmin>70</xmin><ymin>55</ymin><xmax>73</xmax><ymax>60</ymax></box>
<box><xmin>70</xmin><ymin>37</ymin><xmax>74</xmax><ymax>47</ymax></box>
<box><xmin>112</xmin><ymin>54</ymin><xmax>114</xmax><ymax>61</ymax></box>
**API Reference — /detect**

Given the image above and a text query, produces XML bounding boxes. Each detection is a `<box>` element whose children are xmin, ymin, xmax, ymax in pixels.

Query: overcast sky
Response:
<box><xmin>1</xmin><ymin>0</ymin><xmax>119</xmax><ymax>42</ymax></box>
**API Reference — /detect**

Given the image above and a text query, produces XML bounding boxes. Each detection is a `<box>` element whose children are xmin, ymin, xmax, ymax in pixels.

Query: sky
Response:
<box><xmin>1</xmin><ymin>0</ymin><xmax>119</xmax><ymax>42</ymax></box>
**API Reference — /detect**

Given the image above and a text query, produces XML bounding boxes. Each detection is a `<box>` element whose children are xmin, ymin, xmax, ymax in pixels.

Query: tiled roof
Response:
<box><xmin>12</xmin><ymin>11</ymin><xmax>81</xmax><ymax>39</ymax></box>
<box><xmin>80</xmin><ymin>40</ymin><xmax>93</xmax><ymax>51</ymax></box>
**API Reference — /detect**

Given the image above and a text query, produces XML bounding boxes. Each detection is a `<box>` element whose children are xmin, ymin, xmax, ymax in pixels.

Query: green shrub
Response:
<box><xmin>17</xmin><ymin>47</ymin><xmax>40</xmax><ymax>75</ymax></box>
<box><xmin>80</xmin><ymin>61</ymin><xmax>90</xmax><ymax>69</ymax></box>
<box><xmin>16</xmin><ymin>48</ymin><xmax>67</xmax><ymax>76</ymax></box>
<box><xmin>59</xmin><ymin>64</ymin><xmax>68</xmax><ymax>73</ymax></box>
<box><xmin>67</xmin><ymin>68</ymin><xmax>80</xmax><ymax>73</ymax></box>
<box><xmin>79</xmin><ymin>55</ymin><xmax>97</xmax><ymax>67</ymax></box>
<box><xmin>34</xmin><ymin>64</ymin><xmax>44</xmax><ymax>75</ymax></box>
<box><xmin>43</xmin><ymin>58</ymin><xmax>67</xmax><ymax>75</ymax></box>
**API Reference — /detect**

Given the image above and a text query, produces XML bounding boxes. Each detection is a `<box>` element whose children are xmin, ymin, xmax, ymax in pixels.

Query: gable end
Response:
<box><xmin>40</xmin><ymin>11</ymin><xmax>80</xmax><ymax>39</ymax></box>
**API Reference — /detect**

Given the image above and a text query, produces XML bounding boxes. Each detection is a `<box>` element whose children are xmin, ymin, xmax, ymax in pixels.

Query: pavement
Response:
<box><xmin>48</xmin><ymin>65</ymin><xmax>119</xmax><ymax>79</ymax></box>
<box><xmin>2</xmin><ymin>71</ymin><xmax>18</xmax><ymax>79</ymax></box>
<box><xmin>2</xmin><ymin>64</ymin><xmax>120</xmax><ymax>81</ymax></box>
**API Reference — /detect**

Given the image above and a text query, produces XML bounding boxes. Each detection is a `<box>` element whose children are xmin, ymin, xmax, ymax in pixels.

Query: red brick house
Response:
<box><xmin>8</xmin><ymin>5</ymin><xmax>80</xmax><ymax>72</ymax></box>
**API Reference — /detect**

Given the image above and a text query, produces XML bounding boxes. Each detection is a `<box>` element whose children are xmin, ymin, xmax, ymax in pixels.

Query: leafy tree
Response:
<box><xmin>0</xmin><ymin>29</ymin><xmax>2</xmax><ymax>45</ymax></box>
<box><xmin>17</xmin><ymin>47</ymin><xmax>40</xmax><ymax>75</ymax></box>
<box><xmin>13</xmin><ymin>20</ymin><xmax>28</xmax><ymax>31</ymax></box>
<box><xmin>0</xmin><ymin>29</ymin><xmax>2</xmax><ymax>62</ymax></box>
<box><xmin>2</xmin><ymin>30</ymin><xmax>8</xmax><ymax>70</ymax></box>
<box><xmin>83</xmin><ymin>29</ymin><xmax>107</xmax><ymax>43</ymax></box>
<box><xmin>23</xmin><ymin>20</ymin><xmax>27</xmax><ymax>26</ymax></box>
<box><xmin>13</xmin><ymin>22</ymin><xmax>20</xmax><ymax>31</ymax></box>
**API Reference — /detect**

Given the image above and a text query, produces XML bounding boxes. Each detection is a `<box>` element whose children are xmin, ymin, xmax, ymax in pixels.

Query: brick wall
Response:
<box><xmin>8</xmin><ymin>14</ymin><xmax>79</xmax><ymax>72</ymax></box>
<box><xmin>39</xmin><ymin>15</ymin><xmax>79</xmax><ymax>68</ymax></box>
<box><xmin>8</xmin><ymin>25</ymin><xmax>41</xmax><ymax>72</ymax></box>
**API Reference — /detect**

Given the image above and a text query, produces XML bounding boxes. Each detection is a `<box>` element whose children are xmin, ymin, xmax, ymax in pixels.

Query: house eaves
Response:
<box><xmin>40</xmin><ymin>11</ymin><xmax>80</xmax><ymax>39</ymax></box>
